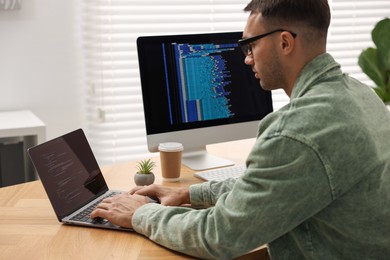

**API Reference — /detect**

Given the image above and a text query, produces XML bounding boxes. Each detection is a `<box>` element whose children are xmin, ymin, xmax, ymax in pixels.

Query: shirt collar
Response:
<box><xmin>291</xmin><ymin>53</ymin><xmax>342</xmax><ymax>99</ymax></box>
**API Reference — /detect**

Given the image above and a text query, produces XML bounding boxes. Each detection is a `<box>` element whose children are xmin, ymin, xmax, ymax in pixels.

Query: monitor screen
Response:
<box><xmin>137</xmin><ymin>31</ymin><xmax>273</xmax><ymax>170</ymax></box>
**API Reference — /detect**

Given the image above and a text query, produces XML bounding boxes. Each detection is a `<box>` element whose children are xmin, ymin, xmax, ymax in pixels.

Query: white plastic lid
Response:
<box><xmin>158</xmin><ymin>142</ymin><xmax>184</xmax><ymax>152</ymax></box>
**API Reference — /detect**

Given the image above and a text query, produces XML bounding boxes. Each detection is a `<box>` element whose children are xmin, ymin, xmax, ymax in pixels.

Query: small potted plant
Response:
<box><xmin>134</xmin><ymin>159</ymin><xmax>156</xmax><ymax>186</ymax></box>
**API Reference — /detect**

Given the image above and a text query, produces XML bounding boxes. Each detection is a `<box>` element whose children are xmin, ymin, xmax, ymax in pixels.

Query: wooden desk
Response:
<box><xmin>0</xmin><ymin>139</ymin><xmax>269</xmax><ymax>259</ymax></box>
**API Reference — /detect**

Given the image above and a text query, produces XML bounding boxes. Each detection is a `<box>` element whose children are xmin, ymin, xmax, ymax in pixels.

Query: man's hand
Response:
<box><xmin>90</xmin><ymin>193</ymin><xmax>149</xmax><ymax>229</ymax></box>
<box><xmin>129</xmin><ymin>184</ymin><xmax>190</xmax><ymax>206</ymax></box>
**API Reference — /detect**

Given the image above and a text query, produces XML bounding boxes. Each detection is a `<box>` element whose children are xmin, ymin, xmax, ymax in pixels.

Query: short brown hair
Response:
<box><xmin>244</xmin><ymin>0</ymin><xmax>330</xmax><ymax>34</ymax></box>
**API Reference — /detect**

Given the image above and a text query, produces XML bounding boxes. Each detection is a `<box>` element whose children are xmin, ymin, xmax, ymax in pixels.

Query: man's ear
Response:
<box><xmin>280</xmin><ymin>31</ymin><xmax>295</xmax><ymax>55</ymax></box>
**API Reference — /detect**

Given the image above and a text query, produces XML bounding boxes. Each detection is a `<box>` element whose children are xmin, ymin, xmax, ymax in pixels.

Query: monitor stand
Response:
<box><xmin>182</xmin><ymin>147</ymin><xmax>234</xmax><ymax>171</ymax></box>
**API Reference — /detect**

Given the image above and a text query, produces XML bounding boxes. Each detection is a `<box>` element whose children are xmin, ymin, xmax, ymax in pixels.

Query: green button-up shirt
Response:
<box><xmin>133</xmin><ymin>53</ymin><xmax>390</xmax><ymax>259</ymax></box>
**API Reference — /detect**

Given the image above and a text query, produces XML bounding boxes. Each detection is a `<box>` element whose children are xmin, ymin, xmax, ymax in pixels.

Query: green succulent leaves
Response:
<box><xmin>136</xmin><ymin>159</ymin><xmax>156</xmax><ymax>174</ymax></box>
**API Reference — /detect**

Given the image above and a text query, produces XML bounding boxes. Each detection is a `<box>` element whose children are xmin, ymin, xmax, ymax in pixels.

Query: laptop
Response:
<box><xmin>28</xmin><ymin>128</ymin><xmax>133</xmax><ymax>231</ymax></box>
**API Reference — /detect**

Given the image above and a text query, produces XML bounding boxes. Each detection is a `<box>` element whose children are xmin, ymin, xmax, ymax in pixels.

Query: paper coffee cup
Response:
<box><xmin>158</xmin><ymin>142</ymin><xmax>183</xmax><ymax>182</ymax></box>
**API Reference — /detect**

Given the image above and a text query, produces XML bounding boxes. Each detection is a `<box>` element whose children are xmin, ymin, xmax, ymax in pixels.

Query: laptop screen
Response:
<box><xmin>28</xmin><ymin>129</ymin><xmax>108</xmax><ymax>220</ymax></box>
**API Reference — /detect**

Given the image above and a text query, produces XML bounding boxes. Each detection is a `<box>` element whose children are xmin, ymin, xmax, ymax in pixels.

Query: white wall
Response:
<box><xmin>0</xmin><ymin>0</ymin><xmax>83</xmax><ymax>141</ymax></box>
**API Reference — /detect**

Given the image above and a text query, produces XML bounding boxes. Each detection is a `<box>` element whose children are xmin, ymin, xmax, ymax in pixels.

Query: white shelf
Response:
<box><xmin>0</xmin><ymin>110</ymin><xmax>46</xmax><ymax>144</ymax></box>
<box><xmin>0</xmin><ymin>110</ymin><xmax>46</xmax><ymax>185</ymax></box>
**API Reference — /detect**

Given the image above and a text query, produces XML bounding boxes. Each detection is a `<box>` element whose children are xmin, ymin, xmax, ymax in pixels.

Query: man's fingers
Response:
<box><xmin>90</xmin><ymin>200</ymin><xmax>113</xmax><ymax>218</ymax></box>
<box><xmin>90</xmin><ymin>208</ymin><xmax>109</xmax><ymax>219</ymax></box>
<box><xmin>97</xmin><ymin>200</ymin><xmax>112</xmax><ymax>209</ymax></box>
<box><xmin>130</xmin><ymin>184</ymin><xmax>156</xmax><ymax>196</ymax></box>
<box><xmin>128</xmin><ymin>186</ymin><xmax>144</xmax><ymax>194</ymax></box>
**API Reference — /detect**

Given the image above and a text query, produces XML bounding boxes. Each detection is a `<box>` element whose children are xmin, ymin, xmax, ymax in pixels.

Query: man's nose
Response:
<box><xmin>244</xmin><ymin>55</ymin><xmax>254</xmax><ymax>65</ymax></box>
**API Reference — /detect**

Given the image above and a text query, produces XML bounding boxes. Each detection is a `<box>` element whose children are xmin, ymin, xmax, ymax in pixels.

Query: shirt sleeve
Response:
<box><xmin>132</xmin><ymin>134</ymin><xmax>333</xmax><ymax>259</ymax></box>
<box><xmin>189</xmin><ymin>178</ymin><xmax>236</xmax><ymax>209</ymax></box>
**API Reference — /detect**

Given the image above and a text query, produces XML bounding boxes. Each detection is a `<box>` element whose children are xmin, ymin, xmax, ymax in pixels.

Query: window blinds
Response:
<box><xmin>328</xmin><ymin>0</ymin><xmax>390</xmax><ymax>84</ymax></box>
<box><xmin>81</xmin><ymin>0</ymin><xmax>390</xmax><ymax>166</ymax></box>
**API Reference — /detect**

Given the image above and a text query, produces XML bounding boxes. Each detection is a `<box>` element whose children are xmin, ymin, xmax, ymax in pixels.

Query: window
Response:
<box><xmin>81</xmin><ymin>0</ymin><xmax>390</xmax><ymax>166</ymax></box>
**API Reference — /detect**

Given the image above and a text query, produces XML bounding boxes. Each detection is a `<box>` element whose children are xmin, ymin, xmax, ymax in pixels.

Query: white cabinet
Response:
<box><xmin>0</xmin><ymin>110</ymin><xmax>46</xmax><ymax>186</ymax></box>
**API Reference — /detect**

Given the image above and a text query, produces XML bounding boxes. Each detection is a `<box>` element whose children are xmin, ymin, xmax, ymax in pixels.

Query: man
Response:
<box><xmin>91</xmin><ymin>0</ymin><xmax>390</xmax><ymax>259</ymax></box>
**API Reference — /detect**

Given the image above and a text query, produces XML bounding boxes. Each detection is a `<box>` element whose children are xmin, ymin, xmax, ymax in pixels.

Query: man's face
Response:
<box><xmin>242</xmin><ymin>13</ymin><xmax>285</xmax><ymax>91</ymax></box>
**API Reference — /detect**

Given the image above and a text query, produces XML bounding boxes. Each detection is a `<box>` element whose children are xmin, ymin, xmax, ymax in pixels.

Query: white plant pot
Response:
<box><xmin>134</xmin><ymin>172</ymin><xmax>155</xmax><ymax>186</ymax></box>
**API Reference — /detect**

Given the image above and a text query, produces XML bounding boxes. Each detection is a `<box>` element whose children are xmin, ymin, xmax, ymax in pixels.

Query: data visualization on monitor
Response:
<box><xmin>137</xmin><ymin>31</ymin><xmax>273</xmax><ymax>170</ymax></box>
<box><xmin>167</xmin><ymin>42</ymin><xmax>238</xmax><ymax>124</ymax></box>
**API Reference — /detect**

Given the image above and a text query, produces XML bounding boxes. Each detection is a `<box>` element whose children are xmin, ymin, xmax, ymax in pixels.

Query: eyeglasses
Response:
<box><xmin>238</xmin><ymin>29</ymin><xmax>297</xmax><ymax>56</ymax></box>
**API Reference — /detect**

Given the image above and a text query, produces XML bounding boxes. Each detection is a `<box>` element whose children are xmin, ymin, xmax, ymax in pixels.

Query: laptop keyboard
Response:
<box><xmin>70</xmin><ymin>191</ymin><xmax>120</xmax><ymax>224</ymax></box>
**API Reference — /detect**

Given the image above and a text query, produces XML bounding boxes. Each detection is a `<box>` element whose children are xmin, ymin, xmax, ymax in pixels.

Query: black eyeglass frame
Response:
<box><xmin>238</xmin><ymin>29</ymin><xmax>297</xmax><ymax>56</ymax></box>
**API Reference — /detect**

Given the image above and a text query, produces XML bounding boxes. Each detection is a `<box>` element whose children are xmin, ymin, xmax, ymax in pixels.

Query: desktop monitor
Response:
<box><xmin>137</xmin><ymin>31</ymin><xmax>273</xmax><ymax>170</ymax></box>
